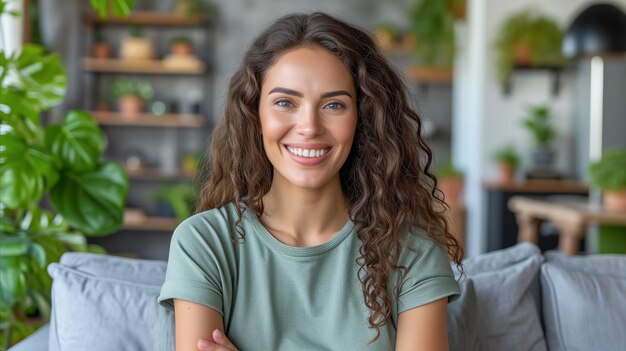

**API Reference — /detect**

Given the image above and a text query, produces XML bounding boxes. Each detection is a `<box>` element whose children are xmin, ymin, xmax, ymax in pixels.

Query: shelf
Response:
<box><xmin>92</xmin><ymin>111</ymin><xmax>205</xmax><ymax>127</ymax></box>
<box><xmin>408</xmin><ymin>66</ymin><xmax>453</xmax><ymax>83</ymax></box>
<box><xmin>123</xmin><ymin>213</ymin><xmax>178</xmax><ymax>231</ymax></box>
<box><xmin>125</xmin><ymin>167</ymin><xmax>195</xmax><ymax>181</ymax></box>
<box><xmin>503</xmin><ymin>65</ymin><xmax>563</xmax><ymax>96</ymax></box>
<box><xmin>482</xmin><ymin>180</ymin><xmax>589</xmax><ymax>193</ymax></box>
<box><xmin>82</xmin><ymin>58</ymin><xmax>205</xmax><ymax>74</ymax></box>
<box><xmin>85</xmin><ymin>11</ymin><xmax>207</xmax><ymax>27</ymax></box>
<box><xmin>380</xmin><ymin>45</ymin><xmax>414</xmax><ymax>56</ymax></box>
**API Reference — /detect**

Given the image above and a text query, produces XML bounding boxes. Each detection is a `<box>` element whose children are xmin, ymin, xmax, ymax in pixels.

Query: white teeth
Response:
<box><xmin>286</xmin><ymin>146</ymin><xmax>329</xmax><ymax>158</ymax></box>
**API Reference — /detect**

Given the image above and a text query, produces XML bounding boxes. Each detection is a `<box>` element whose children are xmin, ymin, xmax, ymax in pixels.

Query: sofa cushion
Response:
<box><xmin>448</xmin><ymin>243</ymin><xmax>547</xmax><ymax>351</ymax></box>
<box><xmin>146</xmin><ymin>294</ymin><xmax>175</xmax><ymax>351</ymax></box>
<box><xmin>541</xmin><ymin>252</ymin><xmax>626</xmax><ymax>351</ymax></box>
<box><xmin>47</xmin><ymin>253</ymin><xmax>166</xmax><ymax>351</ymax></box>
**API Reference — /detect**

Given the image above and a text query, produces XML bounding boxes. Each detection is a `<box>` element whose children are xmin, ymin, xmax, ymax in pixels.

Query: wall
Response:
<box><xmin>455</xmin><ymin>0</ymin><xmax>626</xmax><ymax>257</ymax></box>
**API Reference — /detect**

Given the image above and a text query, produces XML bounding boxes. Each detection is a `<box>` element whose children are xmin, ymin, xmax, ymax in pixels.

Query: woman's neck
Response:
<box><xmin>260</xmin><ymin>176</ymin><xmax>349</xmax><ymax>247</ymax></box>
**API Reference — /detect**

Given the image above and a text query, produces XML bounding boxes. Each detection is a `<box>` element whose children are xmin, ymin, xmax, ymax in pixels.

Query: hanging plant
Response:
<box><xmin>493</xmin><ymin>9</ymin><xmax>565</xmax><ymax>85</ymax></box>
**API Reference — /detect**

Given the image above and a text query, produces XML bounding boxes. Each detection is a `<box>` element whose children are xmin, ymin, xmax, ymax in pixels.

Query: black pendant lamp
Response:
<box><xmin>562</xmin><ymin>3</ymin><xmax>626</xmax><ymax>58</ymax></box>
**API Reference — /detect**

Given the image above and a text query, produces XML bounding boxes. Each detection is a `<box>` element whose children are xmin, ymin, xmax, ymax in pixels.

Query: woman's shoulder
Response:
<box><xmin>171</xmin><ymin>202</ymin><xmax>241</xmax><ymax>245</ymax></box>
<box><xmin>398</xmin><ymin>227</ymin><xmax>450</xmax><ymax>268</ymax></box>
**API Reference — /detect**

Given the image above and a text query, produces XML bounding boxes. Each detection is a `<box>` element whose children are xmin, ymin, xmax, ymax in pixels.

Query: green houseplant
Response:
<box><xmin>409</xmin><ymin>0</ymin><xmax>464</xmax><ymax>67</ymax></box>
<box><xmin>110</xmin><ymin>78</ymin><xmax>153</xmax><ymax>117</ymax></box>
<box><xmin>588</xmin><ymin>149</ymin><xmax>626</xmax><ymax>212</ymax></box>
<box><xmin>436</xmin><ymin>157</ymin><xmax>464</xmax><ymax>205</ymax></box>
<box><xmin>0</xmin><ymin>0</ymin><xmax>134</xmax><ymax>347</ymax></box>
<box><xmin>493</xmin><ymin>9</ymin><xmax>565</xmax><ymax>85</ymax></box>
<box><xmin>494</xmin><ymin>145</ymin><xmax>520</xmax><ymax>183</ymax></box>
<box><xmin>522</xmin><ymin>104</ymin><xmax>557</xmax><ymax>177</ymax></box>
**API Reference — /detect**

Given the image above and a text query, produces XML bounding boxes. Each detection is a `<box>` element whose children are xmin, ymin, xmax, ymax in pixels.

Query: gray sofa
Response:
<box><xmin>9</xmin><ymin>243</ymin><xmax>626</xmax><ymax>351</ymax></box>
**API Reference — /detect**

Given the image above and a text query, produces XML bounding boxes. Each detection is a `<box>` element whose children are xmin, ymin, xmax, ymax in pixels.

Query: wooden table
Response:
<box><xmin>508</xmin><ymin>196</ymin><xmax>626</xmax><ymax>254</ymax></box>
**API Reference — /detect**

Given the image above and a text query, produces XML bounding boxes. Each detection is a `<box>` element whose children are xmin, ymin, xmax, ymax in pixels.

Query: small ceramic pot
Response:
<box><xmin>603</xmin><ymin>189</ymin><xmax>626</xmax><ymax>213</ymax></box>
<box><xmin>118</xmin><ymin>95</ymin><xmax>143</xmax><ymax>118</ymax></box>
<box><xmin>498</xmin><ymin>163</ymin><xmax>515</xmax><ymax>183</ymax></box>
<box><xmin>439</xmin><ymin>176</ymin><xmax>464</xmax><ymax>206</ymax></box>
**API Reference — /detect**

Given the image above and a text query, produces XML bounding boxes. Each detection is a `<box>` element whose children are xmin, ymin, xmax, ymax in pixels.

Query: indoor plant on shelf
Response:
<box><xmin>493</xmin><ymin>9</ymin><xmax>565</xmax><ymax>86</ymax></box>
<box><xmin>494</xmin><ymin>145</ymin><xmax>521</xmax><ymax>183</ymax></box>
<box><xmin>409</xmin><ymin>0</ymin><xmax>464</xmax><ymax>68</ymax></box>
<box><xmin>522</xmin><ymin>104</ymin><xmax>557</xmax><ymax>179</ymax></box>
<box><xmin>588</xmin><ymin>148</ymin><xmax>626</xmax><ymax>212</ymax></box>
<box><xmin>111</xmin><ymin>78</ymin><xmax>154</xmax><ymax>118</ymax></box>
<box><xmin>436</xmin><ymin>157</ymin><xmax>464</xmax><ymax>206</ymax></box>
<box><xmin>0</xmin><ymin>0</ymin><xmax>133</xmax><ymax>347</ymax></box>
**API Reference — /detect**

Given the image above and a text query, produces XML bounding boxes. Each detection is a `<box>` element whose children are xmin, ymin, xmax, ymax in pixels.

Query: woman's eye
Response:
<box><xmin>324</xmin><ymin>102</ymin><xmax>345</xmax><ymax>110</ymax></box>
<box><xmin>275</xmin><ymin>99</ymin><xmax>294</xmax><ymax>108</ymax></box>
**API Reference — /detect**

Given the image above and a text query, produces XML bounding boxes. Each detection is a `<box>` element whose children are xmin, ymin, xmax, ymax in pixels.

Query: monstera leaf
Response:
<box><xmin>15</xmin><ymin>44</ymin><xmax>66</xmax><ymax>112</ymax></box>
<box><xmin>0</xmin><ymin>126</ymin><xmax>59</xmax><ymax>209</ymax></box>
<box><xmin>49</xmin><ymin>162</ymin><xmax>128</xmax><ymax>236</ymax></box>
<box><xmin>45</xmin><ymin>110</ymin><xmax>104</xmax><ymax>173</ymax></box>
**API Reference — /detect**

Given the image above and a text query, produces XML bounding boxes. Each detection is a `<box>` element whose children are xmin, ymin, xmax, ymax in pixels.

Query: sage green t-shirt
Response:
<box><xmin>158</xmin><ymin>203</ymin><xmax>460</xmax><ymax>350</ymax></box>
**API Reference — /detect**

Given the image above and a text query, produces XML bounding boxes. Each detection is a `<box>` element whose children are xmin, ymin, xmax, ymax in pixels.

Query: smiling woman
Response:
<box><xmin>158</xmin><ymin>12</ymin><xmax>463</xmax><ymax>351</ymax></box>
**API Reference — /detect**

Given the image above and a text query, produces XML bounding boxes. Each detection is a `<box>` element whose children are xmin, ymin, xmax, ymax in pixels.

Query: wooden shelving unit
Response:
<box><xmin>82</xmin><ymin>58</ymin><xmax>205</xmax><ymax>74</ymax></box>
<box><xmin>408</xmin><ymin>66</ymin><xmax>453</xmax><ymax>83</ymax></box>
<box><xmin>123</xmin><ymin>213</ymin><xmax>178</xmax><ymax>231</ymax></box>
<box><xmin>124</xmin><ymin>167</ymin><xmax>195</xmax><ymax>181</ymax></box>
<box><xmin>91</xmin><ymin>111</ymin><xmax>205</xmax><ymax>127</ymax></box>
<box><xmin>85</xmin><ymin>11</ymin><xmax>206</xmax><ymax>27</ymax></box>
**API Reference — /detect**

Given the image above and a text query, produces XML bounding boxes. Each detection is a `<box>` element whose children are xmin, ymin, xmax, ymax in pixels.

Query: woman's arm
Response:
<box><xmin>173</xmin><ymin>299</ymin><xmax>225</xmax><ymax>350</ymax></box>
<box><xmin>395</xmin><ymin>298</ymin><xmax>449</xmax><ymax>351</ymax></box>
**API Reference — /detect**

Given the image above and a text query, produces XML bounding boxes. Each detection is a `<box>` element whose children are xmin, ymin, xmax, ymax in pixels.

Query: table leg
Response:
<box><xmin>556</xmin><ymin>224</ymin><xmax>585</xmax><ymax>255</ymax></box>
<box><xmin>516</xmin><ymin>213</ymin><xmax>541</xmax><ymax>244</ymax></box>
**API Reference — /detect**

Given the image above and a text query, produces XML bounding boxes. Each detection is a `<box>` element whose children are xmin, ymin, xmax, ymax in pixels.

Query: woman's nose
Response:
<box><xmin>296</xmin><ymin>106</ymin><xmax>324</xmax><ymax>137</ymax></box>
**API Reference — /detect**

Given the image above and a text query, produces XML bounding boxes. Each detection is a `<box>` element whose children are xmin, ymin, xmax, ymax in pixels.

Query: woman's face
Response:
<box><xmin>259</xmin><ymin>45</ymin><xmax>357</xmax><ymax>191</ymax></box>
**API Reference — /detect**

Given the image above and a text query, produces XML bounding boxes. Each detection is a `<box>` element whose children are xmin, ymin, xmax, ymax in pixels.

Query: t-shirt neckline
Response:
<box><xmin>243</xmin><ymin>207</ymin><xmax>355</xmax><ymax>257</ymax></box>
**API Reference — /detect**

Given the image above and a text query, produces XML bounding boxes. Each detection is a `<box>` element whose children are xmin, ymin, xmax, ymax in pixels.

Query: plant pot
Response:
<box><xmin>514</xmin><ymin>42</ymin><xmax>532</xmax><ymax>66</ymax></box>
<box><xmin>498</xmin><ymin>163</ymin><xmax>515</xmax><ymax>183</ymax></box>
<box><xmin>603</xmin><ymin>189</ymin><xmax>626</xmax><ymax>213</ymax></box>
<box><xmin>171</xmin><ymin>42</ymin><xmax>193</xmax><ymax>56</ymax></box>
<box><xmin>439</xmin><ymin>176</ymin><xmax>464</xmax><ymax>205</ymax></box>
<box><xmin>120</xmin><ymin>37</ymin><xmax>155</xmax><ymax>60</ymax></box>
<box><xmin>532</xmin><ymin>148</ymin><xmax>555</xmax><ymax>168</ymax></box>
<box><xmin>118</xmin><ymin>95</ymin><xmax>144</xmax><ymax>118</ymax></box>
<box><xmin>91</xmin><ymin>42</ymin><xmax>112</xmax><ymax>59</ymax></box>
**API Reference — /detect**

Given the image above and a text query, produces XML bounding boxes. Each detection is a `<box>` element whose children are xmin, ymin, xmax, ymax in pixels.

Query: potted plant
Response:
<box><xmin>409</xmin><ymin>0</ymin><xmax>464</xmax><ymax>67</ymax></box>
<box><xmin>111</xmin><ymin>78</ymin><xmax>153</xmax><ymax>118</ymax></box>
<box><xmin>155</xmin><ymin>184</ymin><xmax>197</xmax><ymax>222</ymax></box>
<box><xmin>173</xmin><ymin>0</ymin><xmax>216</xmax><ymax>19</ymax></box>
<box><xmin>493</xmin><ymin>9</ymin><xmax>565</xmax><ymax>86</ymax></box>
<box><xmin>0</xmin><ymin>1</ymin><xmax>132</xmax><ymax>347</ymax></box>
<box><xmin>91</xmin><ymin>32</ymin><xmax>112</xmax><ymax>59</ymax></box>
<box><xmin>119</xmin><ymin>25</ymin><xmax>154</xmax><ymax>60</ymax></box>
<box><xmin>522</xmin><ymin>104</ymin><xmax>556</xmax><ymax>177</ymax></box>
<box><xmin>588</xmin><ymin>149</ymin><xmax>626</xmax><ymax>212</ymax></box>
<box><xmin>170</xmin><ymin>36</ymin><xmax>194</xmax><ymax>57</ymax></box>
<box><xmin>436</xmin><ymin>157</ymin><xmax>464</xmax><ymax>205</ymax></box>
<box><xmin>494</xmin><ymin>145</ymin><xmax>520</xmax><ymax>183</ymax></box>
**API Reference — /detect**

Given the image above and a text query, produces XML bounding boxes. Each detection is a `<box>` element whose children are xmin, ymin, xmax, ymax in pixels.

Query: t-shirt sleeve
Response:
<box><xmin>158</xmin><ymin>213</ymin><xmax>227</xmax><ymax>315</ymax></box>
<box><xmin>395</xmin><ymin>232</ymin><xmax>461</xmax><ymax>314</ymax></box>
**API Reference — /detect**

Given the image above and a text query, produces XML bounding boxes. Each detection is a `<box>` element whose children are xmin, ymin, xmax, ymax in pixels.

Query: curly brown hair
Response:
<box><xmin>196</xmin><ymin>12</ymin><xmax>464</xmax><ymax>342</ymax></box>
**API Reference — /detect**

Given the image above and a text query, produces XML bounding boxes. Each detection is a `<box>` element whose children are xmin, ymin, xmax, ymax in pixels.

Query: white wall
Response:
<box><xmin>454</xmin><ymin>0</ymin><xmax>626</xmax><ymax>257</ymax></box>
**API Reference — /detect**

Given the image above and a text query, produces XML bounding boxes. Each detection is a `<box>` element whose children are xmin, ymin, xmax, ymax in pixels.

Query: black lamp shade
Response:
<box><xmin>562</xmin><ymin>3</ymin><xmax>626</xmax><ymax>58</ymax></box>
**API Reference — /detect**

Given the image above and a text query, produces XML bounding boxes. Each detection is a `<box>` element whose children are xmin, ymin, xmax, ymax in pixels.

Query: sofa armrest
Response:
<box><xmin>7</xmin><ymin>324</ymin><xmax>49</xmax><ymax>351</ymax></box>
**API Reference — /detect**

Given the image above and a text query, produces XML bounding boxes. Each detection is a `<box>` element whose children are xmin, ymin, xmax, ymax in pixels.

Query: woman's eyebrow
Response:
<box><xmin>268</xmin><ymin>87</ymin><xmax>353</xmax><ymax>99</ymax></box>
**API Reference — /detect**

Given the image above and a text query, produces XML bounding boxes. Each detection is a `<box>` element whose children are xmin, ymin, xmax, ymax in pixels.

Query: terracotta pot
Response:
<box><xmin>118</xmin><ymin>95</ymin><xmax>144</xmax><ymax>119</ymax></box>
<box><xmin>439</xmin><ymin>176</ymin><xmax>464</xmax><ymax>205</ymax></box>
<box><xmin>514</xmin><ymin>42</ymin><xmax>532</xmax><ymax>66</ymax></box>
<box><xmin>498</xmin><ymin>163</ymin><xmax>515</xmax><ymax>183</ymax></box>
<box><xmin>92</xmin><ymin>42</ymin><xmax>112</xmax><ymax>59</ymax></box>
<box><xmin>171</xmin><ymin>42</ymin><xmax>193</xmax><ymax>56</ymax></box>
<box><xmin>603</xmin><ymin>189</ymin><xmax>626</xmax><ymax>213</ymax></box>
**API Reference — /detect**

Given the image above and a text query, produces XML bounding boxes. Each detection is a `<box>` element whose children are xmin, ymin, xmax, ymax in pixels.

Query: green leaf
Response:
<box><xmin>18</xmin><ymin>207</ymin><xmax>68</xmax><ymax>235</ymax></box>
<box><xmin>15</xmin><ymin>44</ymin><xmax>67</xmax><ymax>112</ymax></box>
<box><xmin>45</xmin><ymin>110</ymin><xmax>104</xmax><ymax>172</ymax></box>
<box><xmin>0</xmin><ymin>236</ymin><xmax>29</xmax><ymax>256</ymax></box>
<box><xmin>49</xmin><ymin>162</ymin><xmax>128</xmax><ymax>236</ymax></box>
<box><xmin>89</xmin><ymin>0</ymin><xmax>135</xmax><ymax>18</ymax></box>
<box><xmin>0</xmin><ymin>256</ymin><xmax>26</xmax><ymax>306</ymax></box>
<box><xmin>0</xmin><ymin>215</ymin><xmax>16</xmax><ymax>234</ymax></box>
<box><xmin>29</xmin><ymin>243</ymin><xmax>46</xmax><ymax>268</ymax></box>
<box><xmin>0</xmin><ymin>126</ymin><xmax>59</xmax><ymax>209</ymax></box>
<box><xmin>1</xmin><ymin>87</ymin><xmax>41</xmax><ymax>139</ymax></box>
